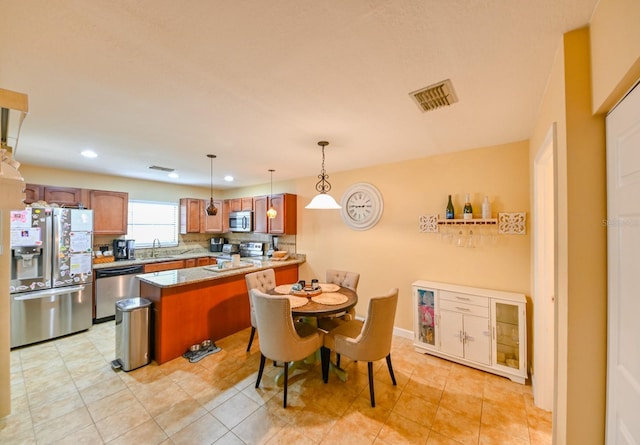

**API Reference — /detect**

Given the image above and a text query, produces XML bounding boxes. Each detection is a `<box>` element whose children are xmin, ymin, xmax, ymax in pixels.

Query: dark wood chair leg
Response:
<box><xmin>283</xmin><ymin>361</ymin><xmax>289</xmax><ymax>408</ymax></box>
<box><xmin>386</xmin><ymin>354</ymin><xmax>397</xmax><ymax>385</ymax></box>
<box><xmin>336</xmin><ymin>353</ymin><xmax>341</xmax><ymax>368</ymax></box>
<box><xmin>246</xmin><ymin>327</ymin><xmax>256</xmax><ymax>352</ymax></box>
<box><xmin>255</xmin><ymin>353</ymin><xmax>266</xmax><ymax>388</ymax></box>
<box><xmin>321</xmin><ymin>346</ymin><xmax>330</xmax><ymax>383</ymax></box>
<box><xmin>367</xmin><ymin>361</ymin><xmax>375</xmax><ymax>407</ymax></box>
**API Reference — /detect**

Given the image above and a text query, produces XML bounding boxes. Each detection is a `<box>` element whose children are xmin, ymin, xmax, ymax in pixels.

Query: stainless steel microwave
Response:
<box><xmin>229</xmin><ymin>211</ymin><xmax>253</xmax><ymax>232</ymax></box>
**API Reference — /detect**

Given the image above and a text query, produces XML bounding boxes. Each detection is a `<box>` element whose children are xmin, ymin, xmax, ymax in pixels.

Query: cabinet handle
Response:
<box><xmin>459</xmin><ymin>330</ymin><xmax>464</xmax><ymax>343</ymax></box>
<box><xmin>455</xmin><ymin>296</ymin><xmax>471</xmax><ymax>301</ymax></box>
<box><xmin>455</xmin><ymin>306</ymin><xmax>471</xmax><ymax>312</ymax></box>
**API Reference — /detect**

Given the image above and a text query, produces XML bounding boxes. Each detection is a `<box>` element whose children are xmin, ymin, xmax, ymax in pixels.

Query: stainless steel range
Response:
<box><xmin>218</xmin><ymin>242</ymin><xmax>263</xmax><ymax>260</ymax></box>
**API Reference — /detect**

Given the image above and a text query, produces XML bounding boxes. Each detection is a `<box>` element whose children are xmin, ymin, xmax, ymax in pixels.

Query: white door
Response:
<box><xmin>606</xmin><ymin>81</ymin><xmax>640</xmax><ymax>444</ymax></box>
<box><xmin>533</xmin><ymin>124</ymin><xmax>556</xmax><ymax>411</ymax></box>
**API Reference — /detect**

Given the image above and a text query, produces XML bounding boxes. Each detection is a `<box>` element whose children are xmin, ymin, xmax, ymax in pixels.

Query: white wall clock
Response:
<box><xmin>340</xmin><ymin>182</ymin><xmax>384</xmax><ymax>230</ymax></box>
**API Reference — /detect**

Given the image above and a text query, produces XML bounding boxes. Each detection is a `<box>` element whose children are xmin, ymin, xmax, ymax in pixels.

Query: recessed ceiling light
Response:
<box><xmin>224</xmin><ymin>175</ymin><xmax>234</xmax><ymax>182</ymax></box>
<box><xmin>168</xmin><ymin>172</ymin><xmax>179</xmax><ymax>179</ymax></box>
<box><xmin>81</xmin><ymin>150</ymin><xmax>97</xmax><ymax>158</ymax></box>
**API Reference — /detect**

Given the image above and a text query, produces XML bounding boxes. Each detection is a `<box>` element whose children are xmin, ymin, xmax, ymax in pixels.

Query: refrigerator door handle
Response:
<box><xmin>13</xmin><ymin>285</ymin><xmax>86</xmax><ymax>301</ymax></box>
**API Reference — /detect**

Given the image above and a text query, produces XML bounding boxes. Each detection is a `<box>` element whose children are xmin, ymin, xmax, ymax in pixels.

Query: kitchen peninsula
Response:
<box><xmin>138</xmin><ymin>256</ymin><xmax>303</xmax><ymax>364</ymax></box>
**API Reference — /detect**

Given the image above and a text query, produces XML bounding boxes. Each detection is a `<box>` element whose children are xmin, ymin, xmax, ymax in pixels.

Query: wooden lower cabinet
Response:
<box><xmin>142</xmin><ymin>264</ymin><xmax>298</xmax><ymax>364</ymax></box>
<box><xmin>144</xmin><ymin>260</ymin><xmax>185</xmax><ymax>273</ymax></box>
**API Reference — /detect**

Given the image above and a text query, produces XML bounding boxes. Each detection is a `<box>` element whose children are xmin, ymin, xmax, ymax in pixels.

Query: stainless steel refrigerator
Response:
<box><xmin>9</xmin><ymin>207</ymin><xmax>94</xmax><ymax>348</ymax></box>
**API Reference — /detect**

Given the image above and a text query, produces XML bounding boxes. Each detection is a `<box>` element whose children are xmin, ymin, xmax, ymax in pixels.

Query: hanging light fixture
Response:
<box><xmin>305</xmin><ymin>140</ymin><xmax>341</xmax><ymax>209</ymax></box>
<box><xmin>267</xmin><ymin>169</ymin><xmax>278</xmax><ymax>219</ymax></box>
<box><xmin>205</xmin><ymin>154</ymin><xmax>218</xmax><ymax>216</ymax></box>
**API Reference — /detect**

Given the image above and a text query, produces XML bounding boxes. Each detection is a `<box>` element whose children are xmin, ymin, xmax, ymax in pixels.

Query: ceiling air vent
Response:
<box><xmin>409</xmin><ymin>79</ymin><xmax>458</xmax><ymax>112</ymax></box>
<box><xmin>148</xmin><ymin>165</ymin><xmax>175</xmax><ymax>172</ymax></box>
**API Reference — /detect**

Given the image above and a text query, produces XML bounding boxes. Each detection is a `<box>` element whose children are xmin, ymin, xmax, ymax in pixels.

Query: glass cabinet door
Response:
<box><xmin>416</xmin><ymin>288</ymin><xmax>436</xmax><ymax>347</ymax></box>
<box><xmin>493</xmin><ymin>300</ymin><xmax>524</xmax><ymax>371</ymax></box>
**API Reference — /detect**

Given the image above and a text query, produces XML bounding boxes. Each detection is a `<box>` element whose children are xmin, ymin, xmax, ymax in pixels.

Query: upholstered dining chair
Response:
<box><xmin>251</xmin><ymin>288</ymin><xmax>325</xmax><ymax>408</ymax></box>
<box><xmin>244</xmin><ymin>269</ymin><xmax>276</xmax><ymax>352</ymax></box>
<box><xmin>321</xmin><ymin>288</ymin><xmax>399</xmax><ymax>407</ymax></box>
<box><xmin>317</xmin><ymin>269</ymin><xmax>360</xmax><ymax>334</ymax></box>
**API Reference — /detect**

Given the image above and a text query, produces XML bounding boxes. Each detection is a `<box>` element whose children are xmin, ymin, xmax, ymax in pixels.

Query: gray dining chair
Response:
<box><xmin>321</xmin><ymin>288</ymin><xmax>399</xmax><ymax>407</ymax></box>
<box><xmin>251</xmin><ymin>288</ymin><xmax>325</xmax><ymax>408</ymax></box>
<box><xmin>244</xmin><ymin>268</ymin><xmax>276</xmax><ymax>352</ymax></box>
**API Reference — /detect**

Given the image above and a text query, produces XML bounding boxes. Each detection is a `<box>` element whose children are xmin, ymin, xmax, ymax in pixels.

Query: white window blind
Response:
<box><xmin>127</xmin><ymin>200</ymin><xmax>179</xmax><ymax>248</ymax></box>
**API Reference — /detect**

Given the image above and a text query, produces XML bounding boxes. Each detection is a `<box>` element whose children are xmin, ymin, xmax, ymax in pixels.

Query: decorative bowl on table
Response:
<box><xmin>290</xmin><ymin>283</ymin><xmax>322</xmax><ymax>298</ymax></box>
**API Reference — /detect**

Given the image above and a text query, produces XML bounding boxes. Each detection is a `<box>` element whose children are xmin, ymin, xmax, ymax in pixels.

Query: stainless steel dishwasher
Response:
<box><xmin>94</xmin><ymin>265</ymin><xmax>145</xmax><ymax>323</ymax></box>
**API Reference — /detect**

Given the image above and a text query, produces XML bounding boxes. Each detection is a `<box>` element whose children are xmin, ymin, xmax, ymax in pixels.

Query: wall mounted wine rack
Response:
<box><xmin>419</xmin><ymin>212</ymin><xmax>526</xmax><ymax>235</ymax></box>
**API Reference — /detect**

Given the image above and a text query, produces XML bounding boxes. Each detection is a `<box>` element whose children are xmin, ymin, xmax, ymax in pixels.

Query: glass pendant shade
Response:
<box><xmin>267</xmin><ymin>168</ymin><xmax>277</xmax><ymax>218</ymax></box>
<box><xmin>305</xmin><ymin>193</ymin><xmax>341</xmax><ymax>209</ymax></box>
<box><xmin>205</xmin><ymin>154</ymin><xmax>218</xmax><ymax>216</ymax></box>
<box><xmin>305</xmin><ymin>140</ymin><xmax>341</xmax><ymax>209</ymax></box>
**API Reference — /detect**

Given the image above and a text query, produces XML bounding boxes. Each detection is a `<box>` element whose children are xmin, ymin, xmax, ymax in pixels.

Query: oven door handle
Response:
<box><xmin>13</xmin><ymin>285</ymin><xmax>86</xmax><ymax>301</ymax></box>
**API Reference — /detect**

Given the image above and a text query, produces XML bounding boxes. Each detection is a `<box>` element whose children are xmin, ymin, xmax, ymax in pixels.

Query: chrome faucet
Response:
<box><xmin>152</xmin><ymin>238</ymin><xmax>161</xmax><ymax>258</ymax></box>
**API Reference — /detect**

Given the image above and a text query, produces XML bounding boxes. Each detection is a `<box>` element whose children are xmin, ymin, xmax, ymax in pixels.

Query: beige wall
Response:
<box><xmin>591</xmin><ymin>0</ymin><xmax>640</xmax><ymax>113</ymax></box>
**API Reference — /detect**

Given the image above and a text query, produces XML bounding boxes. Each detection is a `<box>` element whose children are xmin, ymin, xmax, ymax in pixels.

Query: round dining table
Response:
<box><xmin>266</xmin><ymin>283</ymin><xmax>358</xmax><ymax>383</ymax></box>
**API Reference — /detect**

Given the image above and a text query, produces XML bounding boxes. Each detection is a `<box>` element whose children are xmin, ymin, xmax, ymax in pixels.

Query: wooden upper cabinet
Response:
<box><xmin>228</xmin><ymin>197</ymin><xmax>253</xmax><ymax>213</ymax></box>
<box><xmin>253</xmin><ymin>196</ymin><xmax>268</xmax><ymax>233</ymax></box>
<box><xmin>200</xmin><ymin>199</ymin><xmax>224</xmax><ymax>233</ymax></box>
<box><xmin>180</xmin><ymin>198</ymin><xmax>202</xmax><ymax>234</ymax></box>
<box><xmin>222</xmin><ymin>200</ymin><xmax>230</xmax><ymax>233</ymax></box>
<box><xmin>44</xmin><ymin>186</ymin><xmax>88</xmax><ymax>208</ymax></box>
<box><xmin>90</xmin><ymin>190</ymin><xmax>129</xmax><ymax>235</ymax></box>
<box><xmin>268</xmin><ymin>193</ymin><xmax>297</xmax><ymax>234</ymax></box>
<box><xmin>23</xmin><ymin>183</ymin><xmax>44</xmax><ymax>204</ymax></box>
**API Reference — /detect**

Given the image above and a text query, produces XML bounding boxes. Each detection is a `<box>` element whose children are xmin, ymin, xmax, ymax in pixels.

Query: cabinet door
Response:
<box><xmin>180</xmin><ymin>198</ymin><xmax>201</xmax><ymax>234</ymax></box>
<box><xmin>268</xmin><ymin>193</ymin><xmax>297</xmax><ymax>234</ymax></box>
<box><xmin>229</xmin><ymin>198</ymin><xmax>242</xmax><ymax>213</ymax></box>
<box><xmin>196</xmin><ymin>257</ymin><xmax>210</xmax><ymax>266</ymax></box>
<box><xmin>200</xmin><ymin>199</ymin><xmax>223</xmax><ymax>233</ymax></box>
<box><xmin>253</xmin><ymin>196</ymin><xmax>268</xmax><ymax>233</ymax></box>
<box><xmin>23</xmin><ymin>183</ymin><xmax>44</xmax><ymax>204</ymax></box>
<box><xmin>90</xmin><ymin>190</ymin><xmax>128</xmax><ymax>235</ymax></box>
<box><xmin>463</xmin><ymin>315</ymin><xmax>491</xmax><ymax>365</ymax></box>
<box><xmin>222</xmin><ymin>200</ymin><xmax>230</xmax><ymax>233</ymax></box>
<box><xmin>439</xmin><ymin>310</ymin><xmax>464</xmax><ymax>358</ymax></box>
<box><xmin>492</xmin><ymin>300</ymin><xmax>526</xmax><ymax>375</ymax></box>
<box><xmin>44</xmin><ymin>186</ymin><xmax>83</xmax><ymax>207</ymax></box>
<box><xmin>143</xmin><ymin>260</ymin><xmax>184</xmax><ymax>273</ymax></box>
<box><xmin>184</xmin><ymin>259</ymin><xmax>196</xmax><ymax>268</ymax></box>
<box><xmin>241</xmin><ymin>197</ymin><xmax>253</xmax><ymax>211</ymax></box>
<box><xmin>414</xmin><ymin>287</ymin><xmax>436</xmax><ymax>349</ymax></box>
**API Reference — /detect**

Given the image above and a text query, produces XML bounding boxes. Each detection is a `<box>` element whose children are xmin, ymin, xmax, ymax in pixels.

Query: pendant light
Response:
<box><xmin>205</xmin><ymin>154</ymin><xmax>218</xmax><ymax>216</ymax></box>
<box><xmin>305</xmin><ymin>140</ymin><xmax>341</xmax><ymax>209</ymax></box>
<box><xmin>266</xmin><ymin>169</ymin><xmax>277</xmax><ymax>219</ymax></box>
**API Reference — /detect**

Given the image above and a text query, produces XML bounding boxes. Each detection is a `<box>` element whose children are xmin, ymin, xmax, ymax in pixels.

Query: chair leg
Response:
<box><xmin>283</xmin><ymin>361</ymin><xmax>289</xmax><ymax>408</ymax></box>
<box><xmin>255</xmin><ymin>354</ymin><xmax>266</xmax><ymax>388</ymax></box>
<box><xmin>367</xmin><ymin>362</ymin><xmax>375</xmax><ymax>407</ymax></box>
<box><xmin>321</xmin><ymin>346</ymin><xmax>330</xmax><ymax>383</ymax></box>
<box><xmin>386</xmin><ymin>354</ymin><xmax>397</xmax><ymax>385</ymax></box>
<box><xmin>336</xmin><ymin>353</ymin><xmax>341</xmax><ymax>369</ymax></box>
<box><xmin>246</xmin><ymin>327</ymin><xmax>256</xmax><ymax>352</ymax></box>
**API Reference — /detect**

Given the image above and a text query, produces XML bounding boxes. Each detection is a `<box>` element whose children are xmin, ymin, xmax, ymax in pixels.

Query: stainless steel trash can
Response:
<box><xmin>113</xmin><ymin>297</ymin><xmax>152</xmax><ymax>371</ymax></box>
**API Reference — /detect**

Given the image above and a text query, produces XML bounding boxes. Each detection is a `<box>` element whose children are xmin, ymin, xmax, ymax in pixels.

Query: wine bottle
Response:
<box><xmin>463</xmin><ymin>193</ymin><xmax>473</xmax><ymax>219</ymax></box>
<box><xmin>482</xmin><ymin>196</ymin><xmax>491</xmax><ymax>219</ymax></box>
<box><xmin>446</xmin><ymin>195</ymin><xmax>454</xmax><ymax>219</ymax></box>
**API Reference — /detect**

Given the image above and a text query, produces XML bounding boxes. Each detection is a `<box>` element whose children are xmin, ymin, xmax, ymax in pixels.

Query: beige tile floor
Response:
<box><xmin>1</xmin><ymin>322</ymin><xmax>551</xmax><ymax>444</ymax></box>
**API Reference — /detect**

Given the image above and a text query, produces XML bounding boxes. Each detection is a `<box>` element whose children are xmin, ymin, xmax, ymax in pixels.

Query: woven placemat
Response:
<box><xmin>288</xmin><ymin>295</ymin><xmax>308</xmax><ymax>308</ymax></box>
<box><xmin>319</xmin><ymin>283</ymin><xmax>340</xmax><ymax>292</ymax></box>
<box><xmin>274</xmin><ymin>284</ymin><xmax>292</xmax><ymax>294</ymax></box>
<box><xmin>311</xmin><ymin>292</ymin><xmax>348</xmax><ymax>305</ymax></box>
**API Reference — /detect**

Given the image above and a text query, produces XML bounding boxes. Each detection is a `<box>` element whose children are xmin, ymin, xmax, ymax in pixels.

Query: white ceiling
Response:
<box><xmin>1</xmin><ymin>0</ymin><xmax>597</xmax><ymax>189</ymax></box>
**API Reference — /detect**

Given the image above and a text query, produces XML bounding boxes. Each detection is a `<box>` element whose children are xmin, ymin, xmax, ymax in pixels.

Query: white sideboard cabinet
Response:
<box><xmin>413</xmin><ymin>280</ymin><xmax>527</xmax><ymax>383</ymax></box>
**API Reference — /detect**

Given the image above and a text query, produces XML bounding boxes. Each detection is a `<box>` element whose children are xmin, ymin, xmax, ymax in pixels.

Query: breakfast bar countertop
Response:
<box><xmin>136</xmin><ymin>255</ymin><xmax>305</xmax><ymax>288</ymax></box>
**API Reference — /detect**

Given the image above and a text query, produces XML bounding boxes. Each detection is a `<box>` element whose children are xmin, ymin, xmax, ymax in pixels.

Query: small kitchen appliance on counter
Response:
<box><xmin>126</xmin><ymin>239</ymin><xmax>136</xmax><ymax>260</ymax></box>
<box><xmin>113</xmin><ymin>239</ymin><xmax>135</xmax><ymax>260</ymax></box>
<box><xmin>239</xmin><ymin>242</ymin><xmax>264</xmax><ymax>257</ymax></box>
<box><xmin>210</xmin><ymin>237</ymin><xmax>226</xmax><ymax>252</ymax></box>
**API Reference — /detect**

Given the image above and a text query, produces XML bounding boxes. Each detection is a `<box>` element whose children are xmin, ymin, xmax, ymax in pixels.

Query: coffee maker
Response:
<box><xmin>209</xmin><ymin>237</ymin><xmax>225</xmax><ymax>252</ymax></box>
<box><xmin>113</xmin><ymin>239</ymin><xmax>128</xmax><ymax>260</ymax></box>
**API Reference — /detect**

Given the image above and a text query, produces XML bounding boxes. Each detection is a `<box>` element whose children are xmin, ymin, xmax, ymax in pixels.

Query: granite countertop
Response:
<box><xmin>92</xmin><ymin>251</ymin><xmax>227</xmax><ymax>270</ymax></box>
<box><xmin>136</xmin><ymin>255</ymin><xmax>305</xmax><ymax>288</ymax></box>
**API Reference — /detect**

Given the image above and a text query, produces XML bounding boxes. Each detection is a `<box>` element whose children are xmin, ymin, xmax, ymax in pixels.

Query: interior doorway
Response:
<box><xmin>533</xmin><ymin>123</ymin><xmax>556</xmax><ymax>411</ymax></box>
